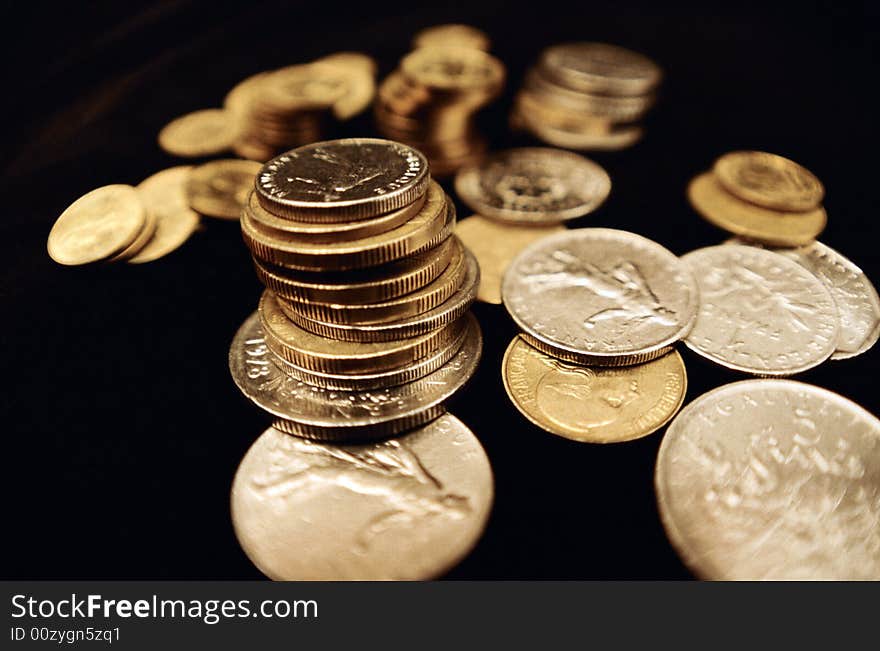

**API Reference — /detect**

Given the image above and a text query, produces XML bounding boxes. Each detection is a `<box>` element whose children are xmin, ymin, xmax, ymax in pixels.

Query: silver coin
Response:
<box><xmin>501</xmin><ymin>228</ymin><xmax>698</xmax><ymax>365</ymax></box>
<box><xmin>229</xmin><ymin>311</ymin><xmax>482</xmax><ymax>441</ymax></box>
<box><xmin>656</xmin><ymin>379</ymin><xmax>880</xmax><ymax>580</ymax></box>
<box><xmin>281</xmin><ymin>248</ymin><xmax>479</xmax><ymax>342</ymax></box>
<box><xmin>231</xmin><ymin>413</ymin><xmax>494</xmax><ymax>580</ymax></box>
<box><xmin>726</xmin><ymin>238</ymin><xmax>880</xmax><ymax>360</ymax></box>
<box><xmin>454</xmin><ymin>148</ymin><xmax>611</xmax><ymax>224</ymax></box>
<box><xmin>682</xmin><ymin>244</ymin><xmax>839</xmax><ymax>375</ymax></box>
<box><xmin>255</xmin><ymin>138</ymin><xmax>429</xmax><ymax>221</ymax></box>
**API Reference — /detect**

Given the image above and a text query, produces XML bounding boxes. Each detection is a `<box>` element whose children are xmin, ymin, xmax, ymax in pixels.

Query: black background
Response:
<box><xmin>1</xmin><ymin>0</ymin><xmax>875</xmax><ymax>579</ymax></box>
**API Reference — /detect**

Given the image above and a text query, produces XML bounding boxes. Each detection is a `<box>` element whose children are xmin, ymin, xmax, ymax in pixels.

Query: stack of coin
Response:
<box><xmin>47</xmin><ymin>167</ymin><xmax>202</xmax><ymax>266</ymax></box>
<box><xmin>511</xmin><ymin>42</ymin><xmax>661</xmax><ymax>151</ymax></box>
<box><xmin>229</xmin><ymin>138</ymin><xmax>482</xmax><ymax>441</ymax></box>
<box><xmin>499</xmin><ymin>228</ymin><xmax>697</xmax><ymax>443</ymax></box>
<box><xmin>374</xmin><ymin>35</ymin><xmax>505</xmax><ymax>176</ymax></box>
<box><xmin>158</xmin><ymin>52</ymin><xmax>377</xmax><ymax>162</ymax></box>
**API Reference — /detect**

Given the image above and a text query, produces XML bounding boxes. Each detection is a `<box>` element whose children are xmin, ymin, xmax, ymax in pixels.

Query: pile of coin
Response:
<box><xmin>511</xmin><ymin>42</ymin><xmax>661</xmax><ymax>151</ymax></box>
<box><xmin>683</xmin><ymin>150</ymin><xmax>879</xmax><ymax>373</ymax></box>
<box><xmin>375</xmin><ymin>29</ymin><xmax>505</xmax><ymax>176</ymax></box>
<box><xmin>158</xmin><ymin>52</ymin><xmax>377</xmax><ymax>162</ymax></box>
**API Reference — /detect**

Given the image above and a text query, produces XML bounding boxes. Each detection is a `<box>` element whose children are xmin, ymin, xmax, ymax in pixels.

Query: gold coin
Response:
<box><xmin>129</xmin><ymin>167</ymin><xmax>200</xmax><ymax>263</ymax></box>
<box><xmin>157</xmin><ymin>109</ymin><xmax>238</xmax><ymax>158</ymax></box>
<box><xmin>713</xmin><ymin>150</ymin><xmax>824</xmax><ymax>212</ymax></box>
<box><xmin>109</xmin><ymin>209</ymin><xmax>157</xmax><ymax>262</ymax></box>
<box><xmin>47</xmin><ymin>184</ymin><xmax>146</xmax><ymax>265</ymax></box>
<box><xmin>520</xmin><ymin>112</ymin><xmax>644</xmax><ymax>151</ymax></box>
<box><xmin>538</xmin><ymin>42</ymin><xmax>662</xmax><ymax>96</ymax></box>
<box><xmin>186</xmin><ymin>159</ymin><xmax>262</xmax><ymax>220</ymax></box>
<box><xmin>316</xmin><ymin>51</ymin><xmax>378</xmax><ymax>77</ymax></box>
<box><xmin>401</xmin><ymin>46</ymin><xmax>505</xmax><ymax>95</ymax></box>
<box><xmin>245</xmin><ymin>189</ymin><xmax>425</xmax><ymax>244</ymax></box>
<box><xmin>253</xmin><ymin>236</ymin><xmax>456</xmax><ymax>304</ymax></box>
<box><xmin>688</xmin><ymin>171</ymin><xmax>826</xmax><ymax>246</ymax></box>
<box><xmin>525</xmin><ymin>68</ymin><xmax>654</xmax><ymax>122</ymax></box>
<box><xmin>277</xmin><ymin>237</ymin><xmax>467</xmax><ymax>325</ymax></box>
<box><xmin>412</xmin><ymin>24</ymin><xmax>491</xmax><ymax>51</ymax></box>
<box><xmin>224</xmin><ymin>72</ymin><xmax>271</xmax><ymax>116</ymax></box>
<box><xmin>502</xmin><ymin>336</ymin><xmax>687</xmax><ymax>443</ymax></box>
<box><xmin>259</xmin><ymin>290</ymin><xmax>462</xmax><ymax>374</ymax></box>
<box><xmin>456</xmin><ymin>215</ymin><xmax>565</xmax><ymax>304</ymax></box>
<box><xmin>242</xmin><ymin>182</ymin><xmax>453</xmax><ymax>270</ymax></box>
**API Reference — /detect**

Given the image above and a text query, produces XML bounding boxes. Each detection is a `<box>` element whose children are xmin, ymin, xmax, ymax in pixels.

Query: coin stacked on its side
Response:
<box><xmin>229</xmin><ymin>138</ymin><xmax>482</xmax><ymax>441</ymax></box>
<box><xmin>512</xmin><ymin>42</ymin><xmax>662</xmax><ymax>151</ymax></box>
<box><xmin>375</xmin><ymin>34</ymin><xmax>505</xmax><ymax>176</ymax></box>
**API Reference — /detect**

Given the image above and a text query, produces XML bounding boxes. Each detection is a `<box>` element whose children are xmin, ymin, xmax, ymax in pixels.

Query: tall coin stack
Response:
<box><xmin>229</xmin><ymin>138</ymin><xmax>482</xmax><ymax>441</ymax></box>
<box><xmin>512</xmin><ymin>42</ymin><xmax>662</xmax><ymax>151</ymax></box>
<box><xmin>374</xmin><ymin>37</ymin><xmax>505</xmax><ymax>176</ymax></box>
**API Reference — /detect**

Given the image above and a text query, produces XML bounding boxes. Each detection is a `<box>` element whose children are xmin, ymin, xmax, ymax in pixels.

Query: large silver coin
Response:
<box><xmin>256</xmin><ymin>138</ymin><xmax>429</xmax><ymax>221</ymax></box>
<box><xmin>727</xmin><ymin>238</ymin><xmax>880</xmax><ymax>360</ymax></box>
<box><xmin>454</xmin><ymin>148</ymin><xmax>610</xmax><ymax>224</ymax></box>
<box><xmin>229</xmin><ymin>312</ymin><xmax>482</xmax><ymax>440</ymax></box>
<box><xmin>656</xmin><ymin>379</ymin><xmax>880</xmax><ymax>580</ymax></box>
<box><xmin>682</xmin><ymin>244</ymin><xmax>838</xmax><ymax>375</ymax></box>
<box><xmin>501</xmin><ymin>228</ymin><xmax>698</xmax><ymax>365</ymax></box>
<box><xmin>232</xmin><ymin>413</ymin><xmax>494</xmax><ymax>580</ymax></box>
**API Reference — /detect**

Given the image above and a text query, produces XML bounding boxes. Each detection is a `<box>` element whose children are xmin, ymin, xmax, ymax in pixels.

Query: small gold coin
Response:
<box><xmin>259</xmin><ymin>290</ymin><xmax>462</xmax><ymax>374</ymax></box>
<box><xmin>713</xmin><ymin>151</ymin><xmax>824</xmax><ymax>212</ymax></box>
<box><xmin>688</xmin><ymin>171</ymin><xmax>826</xmax><ymax>246</ymax></box>
<box><xmin>401</xmin><ymin>46</ymin><xmax>505</xmax><ymax>95</ymax></box>
<box><xmin>412</xmin><ymin>24</ymin><xmax>491</xmax><ymax>51</ymax></box>
<box><xmin>455</xmin><ymin>215</ymin><xmax>565</xmax><ymax>303</ymax></box>
<box><xmin>157</xmin><ymin>109</ymin><xmax>239</xmax><ymax>158</ymax></box>
<box><xmin>109</xmin><ymin>209</ymin><xmax>157</xmax><ymax>262</ymax></box>
<box><xmin>502</xmin><ymin>336</ymin><xmax>687</xmax><ymax>443</ymax></box>
<box><xmin>47</xmin><ymin>184</ymin><xmax>146</xmax><ymax>265</ymax></box>
<box><xmin>316</xmin><ymin>51</ymin><xmax>378</xmax><ymax>77</ymax></box>
<box><xmin>129</xmin><ymin>167</ymin><xmax>200</xmax><ymax>263</ymax></box>
<box><xmin>186</xmin><ymin>159</ymin><xmax>262</xmax><ymax>220</ymax></box>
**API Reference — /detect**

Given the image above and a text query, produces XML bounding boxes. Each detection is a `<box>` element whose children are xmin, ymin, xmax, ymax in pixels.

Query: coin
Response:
<box><xmin>681</xmin><ymin>244</ymin><xmax>838</xmax><ymax>375</ymax></box>
<box><xmin>524</xmin><ymin>68</ymin><xmax>655</xmax><ymax>122</ymax></box>
<box><xmin>259</xmin><ymin>290</ymin><xmax>462</xmax><ymax>374</ymax></box>
<box><xmin>242</xmin><ymin>182</ymin><xmax>453</xmax><ymax>271</ymax></box>
<box><xmin>455</xmin><ymin>148</ymin><xmax>611</xmax><ymax>224</ymax></box>
<box><xmin>515</xmin><ymin>106</ymin><xmax>644</xmax><ymax>151</ymax></box>
<box><xmin>538</xmin><ymin>42</ymin><xmax>662</xmax><ymax>96</ymax></box>
<box><xmin>108</xmin><ymin>209</ymin><xmax>157</xmax><ymax>262</ymax></box>
<box><xmin>231</xmin><ymin>412</ymin><xmax>493</xmax><ymax>580</ymax></box>
<box><xmin>455</xmin><ymin>215</ymin><xmax>565</xmax><ymax>303</ymax></box>
<box><xmin>271</xmin><ymin>315</ymin><xmax>469</xmax><ymax>391</ymax></box>
<box><xmin>713</xmin><ymin>151</ymin><xmax>824</xmax><ymax>212</ymax></box>
<box><xmin>316</xmin><ymin>52</ymin><xmax>378</xmax><ymax>77</ymax></box>
<box><xmin>129</xmin><ymin>166</ymin><xmax>200</xmax><ymax>263</ymax></box>
<box><xmin>503</xmin><ymin>337</ymin><xmax>686</xmax><ymax>443</ymax></box>
<box><xmin>229</xmin><ymin>311</ymin><xmax>482</xmax><ymax>440</ymax></box>
<box><xmin>253</xmin><ymin>237</ymin><xmax>456</xmax><ymax>304</ymax></box>
<box><xmin>412</xmin><ymin>24</ymin><xmax>491</xmax><ymax>51</ymax></box>
<box><xmin>687</xmin><ymin>171</ymin><xmax>826</xmax><ymax>246</ymax></box>
<box><xmin>400</xmin><ymin>46</ymin><xmax>504</xmax><ymax>96</ymax></box>
<box><xmin>279</xmin><ymin>237</ymin><xmax>467</xmax><ymax>325</ymax></box>
<box><xmin>502</xmin><ymin>228</ymin><xmax>698</xmax><ymax>365</ymax></box>
<box><xmin>282</xmin><ymin>247</ymin><xmax>479</xmax><ymax>342</ymax></box>
<box><xmin>727</xmin><ymin>239</ymin><xmax>880</xmax><ymax>361</ymax></box>
<box><xmin>256</xmin><ymin>139</ymin><xmax>429</xmax><ymax>221</ymax></box>
<box><xmin>655</xmin><ymin>379</ymin><xmax>880</xmax><ymax>580</ymax></box>
<box><xmin>157</xmin><ymin>108</ymin><xmax>239</xmax><ymax>158</ymax></box>
<box><xmin>47</xmin><ymin>184</ymin><xmax>146</xmax><ymax>265</ymax></box>
<box><xmin>186</xmin><ymin>159</ymin><xmax>262</xmax><ymax>220</ymax></box>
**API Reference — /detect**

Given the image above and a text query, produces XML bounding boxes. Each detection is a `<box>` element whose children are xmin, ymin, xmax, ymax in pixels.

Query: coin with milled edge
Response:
<box><xmin>456</xmin><ymin>215</ymin><xmax>565</xmax><ymax>303</ymax></box>
<box><xmin>538</xmin><ymin>42</ymin><xmax>662</xmax><ymax>96</ymax></box>
<box><xmin>727</xmin><ymin>238</ymin><xmax>880</xmax><ymax>360</ymax></box>
<box><xmin>688</xmin><ymin>172</ymin><xmax>826</xmax><ymax>246</ymax></box>
<box><xmin>186</xmin><ymin>159</ymin><xmax>262</xmax><ymax>220</ymax></box>
<box><xmin>130</xmin><ymin>167</ymin><xmax>200</xmax><ymax>263</ymax></box>
<box><xmin>259</xmin><ymin>290</ymin><xmax>462</xmax><ymax>374</ymax></box>
<box><xmin>524</xmin><ymin>69</ymin><xmax>655</xmax><ymax>122</ymax></box>
<box><xmin>253</xmin><ymin>236</ymin><xmax>455</xmax><ymax>304</ymax></box>
<box><xmin>229</xmin><ymin>311</ymin><xmax>482</xmax><ymax>440</ymax></box>
<box><xmin>714</xmin><ymin>151</ymin><xmax>824</xmax><ymax>212</ymax></box>
<box><xmin>412</xmin><ymin>24</ymin><xmax>491</xmax><ymax>51</ymax></box>
<box><xmin>231</xmin><ymin>412</ymin><xmax>493</xmax><ymax>580</ymax></box>
<box><xmin>158</xmin><ymin>109</ymin><xmax>238</xmax><ymax>158</ymax></box>
<box><xmin>502</xmin><ymin>228</ymin><xmax>698</xmax><ymax>365</ymax></box>
<box><xmin>656</xmin><ymin>379</ymin><xmax>880</xmax><ymax>580</ymax></box>
<box><xmin>682</xmin><ymin>245</ymin><xmax>838</xmax><ymax>375</ymax></box>
<box><xmin>503</xmin><ymin>337</ymin><xmax>686</xmax><ymax>443</ymax></box>
<box><xmin>455</xmin><ymin>148</ymin><xmax>610</xmax><ymax>224</ymax></box>
<box><xmin>282</xmin><ymin>248</ymin><xmax>479</xmax><ymax>342</ymax></box>
<box><xmin>48</xmin><ymin>185</ymin><xmax>146</xmax><ymax>265</ymax></box>
<box><xmin>256</xmin><ymin>139</ymin><xmax>429</xmax><ymax>221</ymax></box>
